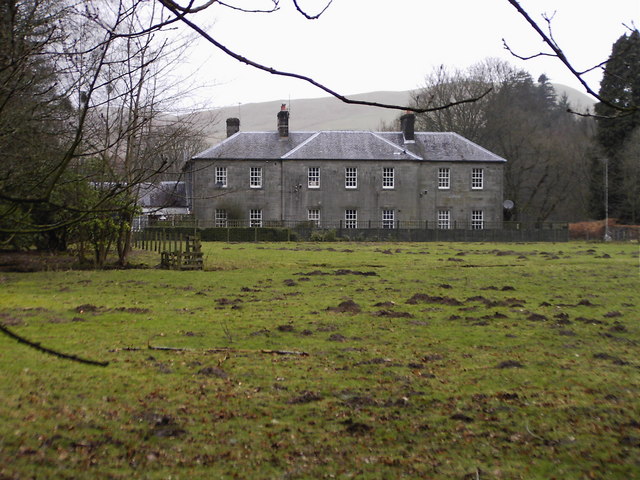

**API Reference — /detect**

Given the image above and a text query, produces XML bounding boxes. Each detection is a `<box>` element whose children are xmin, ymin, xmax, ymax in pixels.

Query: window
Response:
<box><xmin>438</xmin><ymin>168</ymin><xmax>450</xmax><ymax>189</ymax></box>
<box><xmin>471</xmin><ymin>168</ymin><xmax>483</xmax><ymax>190</ymax></box>
<box><xmin>344</xmin><ymin>209</ymin><xmax>357</xmax><ymax>228</ymax></box>
<box><xmin>215</xmin><ymin>167</ymin><xmax>227</xmax><ymax>188</ymax></box>
<box><xmin>471</xmin><ymin>210</ymin><xmax>484</xmax><ymax>230</ymax></box>
<box><xmin>345</xmin><ymin>167</ymin><xmax>357</xmax><ymax>189</ymax></box>
<box><xmin>308</xmin><ymin>209</ymin><xmax>320</xmax><ymax>226</ymax></box>
<box><xmin>382</xmin><ymin>167</ymin><xmax>394</xmax><ymax>189</ymax></box>
<box><xmin>250</xmin><ymin>167</ymin><xmax>262</xmax><ymax>188</ymax></box>
<box><xmin>308</xmin><ymin>167</ymin><xmax>320</xmax><ymax>188</ymax></box>
<box><xmin>437</xmin><ymin>210</ymin><xmax>451</xmax><ymax>229</ymax></box>
<box><xmin>215</xmin><ymin>209</ymin><xmax>228</xmax><ymax>227</ymax></box>
<box><xmin>249</xmin><ymin>209</ymin><xmax>262</xmax><ymax>227</ymax></box>
<box><xmin>382</xmin><ymin>209</ymin><xmax>395</xmax><ymax>229</ymax></box>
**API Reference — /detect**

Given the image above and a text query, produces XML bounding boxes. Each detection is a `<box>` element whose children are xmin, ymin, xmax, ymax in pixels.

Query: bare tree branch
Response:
<box><xmin>503</xmin><ymin>0</ymin><xmax>636</xmax><ymax>114</ymax></box>
<box><xmin>292</xmin><ymin>0</ymin><xmax>333</xmax><ymax>20</ymax></box>
<box><xmin>157</xmin><ymin>0</ymin><xmax>491</xmax><ymax>113</ymax></box>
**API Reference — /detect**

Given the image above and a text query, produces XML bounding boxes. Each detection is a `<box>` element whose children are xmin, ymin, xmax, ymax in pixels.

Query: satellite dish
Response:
<box><xmin>503</xmin><ymin>200</ymin><xmax>514</xmax><ymax>210</ymax></box>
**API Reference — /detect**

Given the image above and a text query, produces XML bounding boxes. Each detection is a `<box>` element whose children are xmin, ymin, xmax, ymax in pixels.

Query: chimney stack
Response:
<box><xmin>277</xmin><ymin>104</ymin><xmax>289</xmax><ymax>138</ymax></box>
<box><xmin>400</xmin><ymin>112</ymin><xmax>415</xmax><ymax>143</ymax></box>
<box><xmin>226</xmin><ymin>117</ymin><xmax>240</xmax><ymax>137</ymax></box>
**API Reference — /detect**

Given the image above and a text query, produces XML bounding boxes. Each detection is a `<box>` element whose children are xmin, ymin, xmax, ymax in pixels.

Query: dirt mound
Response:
<box><xmin>406</xmin><ymin>293</ymin><xmax>462</xmax><ymax>306</ymax></box>
<box><xmin>326</xmin><ymin>300</ymin><xmax>361</xmax><ymax>314</ymax></box>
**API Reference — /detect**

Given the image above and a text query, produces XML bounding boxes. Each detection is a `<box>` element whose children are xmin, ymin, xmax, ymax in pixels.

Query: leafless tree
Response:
<box><xmin>0</xmin><ymin>0</ymin><xmax>207</xmax><ymax>261</ymax></box>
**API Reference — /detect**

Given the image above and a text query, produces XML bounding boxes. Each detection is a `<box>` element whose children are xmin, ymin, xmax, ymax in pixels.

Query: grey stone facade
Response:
<box><xmin>185</xmin><ymin>108</ymin><xmax>506</xmax><ymax>229</ymax></box>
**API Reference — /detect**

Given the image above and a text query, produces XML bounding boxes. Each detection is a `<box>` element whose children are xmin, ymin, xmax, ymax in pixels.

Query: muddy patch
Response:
<box><xmin>373</xmin><ymin>301</ymin><xmax>396</xmax><ymax>308</ymax></box>
<box><xmin>295</xmin><ymin>269</ymin><xmax>378</xmax><ymax>277</ymax></box>
<box><xmin>371</xmin><ymin>310</ymin><xmax>414</xmax><ymax>318</ymax></box>
<box><xmin>406</xmin><ymin>294</ymin><xmax>462</xmax><ymax>306</ymax></box>
<box><xmin>287</xmin><ymin>391</ymin><xmax>323</xmax><ymax>404</ymax></box>
<box><xmin>197</xmin><ymin>366</ymin><xmax>229</xmax><ymax>379</ymax></box>
<box><xmin>327</xmin><ymin>333</ymin><xmax>348</xmax><ymax>342</ymax></box>
<box><xmin>341</xmin><ymin>419</ymin><xmax>373</xmax><ymax>434</ymax></box>
<box><xmin>593</xmin><ymin>353</ymin><xmax>630</xmax><ymax>366</ymax></box>
<box><xmin>136</xmin><ymin>411</ymin><xmax>186</xmax><ymax>438</ymax></box>
<box><xmin>0</xmin><ymin>313</ymin><xmax>24</xmax><ymax>326</ymax></box>
<box><xmin>215</xmin><ymin>298</ymin><xmax>243</xmax><ymax>309</ymax></box>
<box><xmin>496</xmin><ymin>360</ymin><xmax>525</xmax><ymax>369</ymax></box>
<box><xmin>277</xmin><ymin>324</ymin><xmax>295</xmax><ymax>332</ymax></box>
<box><xmin>114</xmin><ymin>307</ymin><xmax>150</xmax><ymax>314</ymax></box>
<box><xmin>74</xmin><ymin>304</ymin><xmax>101</xmax><ymax>313</ymax></box>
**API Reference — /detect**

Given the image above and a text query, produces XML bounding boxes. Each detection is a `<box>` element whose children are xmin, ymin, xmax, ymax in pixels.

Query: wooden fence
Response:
<box><xmin>134</xmin><ymin>230</ymin><xmax>203</xmax><ymax>270</ymax></box>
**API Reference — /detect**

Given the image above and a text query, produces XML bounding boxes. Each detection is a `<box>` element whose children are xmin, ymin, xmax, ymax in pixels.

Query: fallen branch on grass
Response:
<box><xmin>0</xmin><ymin>323</ymin><xmax>109</xmax><ymax>367</ymax></box>
<box><xmin>146</xmin><ymin>341</ymin><xmax>309</xmax><ymax>356</ymax></box>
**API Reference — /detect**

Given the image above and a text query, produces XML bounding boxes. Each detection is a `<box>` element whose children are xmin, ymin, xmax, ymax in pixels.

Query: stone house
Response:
<box><xmin>184</xmin><ymin>106</ymin><xmax>506</xmax><ymax>230</ymax></box>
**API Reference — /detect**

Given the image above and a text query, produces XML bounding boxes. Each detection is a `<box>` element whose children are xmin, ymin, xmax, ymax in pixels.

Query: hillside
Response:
<box><xmin>194</xmin><ymin>84</ymin><xmax>594</xmax><ymax>145</ymax></box>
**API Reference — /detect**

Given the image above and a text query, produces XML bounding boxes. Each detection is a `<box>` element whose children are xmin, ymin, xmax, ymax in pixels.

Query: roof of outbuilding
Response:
<box><xmin>192</xmin><ymin>130</ymin><xmax>506</xmax><ymax>163</ymax></box>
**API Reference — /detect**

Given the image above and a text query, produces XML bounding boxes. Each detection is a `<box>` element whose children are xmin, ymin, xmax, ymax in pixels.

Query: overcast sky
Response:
<box><xmin>181</xmin><ymin>0</ymin><xmax>638</xmax><ymax>108</ymax></box>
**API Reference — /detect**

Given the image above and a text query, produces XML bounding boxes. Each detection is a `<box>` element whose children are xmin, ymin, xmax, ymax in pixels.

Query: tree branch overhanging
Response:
<box><xmin>157</xmin><ymin>0</ymin><xmax>491</xmax><ymax>113</ymax></box>
<box><xmin>292</xmin><ymin>0</ymin><xmax>333</xmax><ymax>20</ymax></box>
<box><xmin>503</xmin><ymin>0</ymin><xmax>637</xmax><ymax>114</ymax></box>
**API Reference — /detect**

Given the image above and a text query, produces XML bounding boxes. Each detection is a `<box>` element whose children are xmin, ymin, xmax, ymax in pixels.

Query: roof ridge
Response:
<box><xmin>192</xmin><ymin>131</ymin><xmax>244</xmax><ymax>158</ymax></box>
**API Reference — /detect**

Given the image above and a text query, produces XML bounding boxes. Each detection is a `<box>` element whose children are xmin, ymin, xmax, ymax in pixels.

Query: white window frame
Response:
<box><xmin>471</xmin><ymin>210</ymin><xmax>484</xmax><ymax>230</ymax></box>
<box><xmin>382</xmin><ymin>209</ymin><xmax>395</xmax><ymax>229</ymax></box>
<box><xmin>437</xmin><ymin>210</ymin><xmax>451</xmax><ymax>230</ymax></box>
<box><xmin>345</xmin><ymin>167</ymin><xmax>357</xmax><ymax>189</ymax></box>
<box><xmin>382</xmin><ymin>167</ymin><xmax>394</xmax><ymax>189</ymax></box>
<box><xmin>471</xmin><ymin>168</ymin><xmax>484</xmax><ymax>190</ymax></box>
<box><xmin>438</xmin><ymin>168</ymin><xmax>450</xmax><ymax>190</ymax></box>
<box><xmin>308</xmin><ymin>167</ymin><xmax>320</xmax><ymax>189</ymax></box>
<box><xmin>250</xmin><ymin>167</ymin><xmax>262</xmax><ymax>188</ymax></box>
<box><xmin>307</xmin><ymin>209</ymin><xmax>320</xmax><ymax>226</ymax></box>
<box><xmin>215</xmin><ymin>209</ymin><xmax>228</xmax><ymax>227</ymax></box>
<box><xmin>215</xmin><ymin>166</ymin><xmax>227</xmax><ymax>188</ymax></box>
<box><xmin>249</xmin><ymin>209</ymin><xmax>262</xmax><ymax>227</ymax></box>
<box><xmin>344</xmin><ymin>209</ymin><xmax>357</xmax><ymax>228</ymax></box>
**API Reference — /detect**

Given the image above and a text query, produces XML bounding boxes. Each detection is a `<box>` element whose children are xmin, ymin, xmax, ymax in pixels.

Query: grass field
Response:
<box><xmin>0</xmin><ymin>241</ymin><xmax>638</xmax><ymax>479</ymax></box>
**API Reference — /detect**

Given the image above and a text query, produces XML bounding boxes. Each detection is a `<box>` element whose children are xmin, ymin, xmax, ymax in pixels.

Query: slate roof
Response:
<box><xmin>193</xmin><ymin>130</ymin><xmax>506</xmax><ymax>163</ymax></box>
<box><xmin>138</xmin><ymin>182</ymin><xmax>187</xmax><ymax>208</ymax></box>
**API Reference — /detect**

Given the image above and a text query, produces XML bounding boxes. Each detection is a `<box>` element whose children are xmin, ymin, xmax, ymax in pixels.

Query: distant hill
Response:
<box><xmin>194</xmin><ymin>84</ymin><xmax>594</xmax><ymax>146</ymax></box>
<box><xmin>551</xmin><ymin>83</ymin><xmax>596</xmax><ymax>114</ymax></box>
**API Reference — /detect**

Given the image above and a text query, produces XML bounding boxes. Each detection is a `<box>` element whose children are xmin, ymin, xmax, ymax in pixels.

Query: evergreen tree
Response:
<box><xmin>591</xmin><ymin>29</ymin><xmax>640</xmax><ymax>223</ymax></box>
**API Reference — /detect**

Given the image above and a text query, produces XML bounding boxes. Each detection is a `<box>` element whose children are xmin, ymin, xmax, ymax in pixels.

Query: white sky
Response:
<box><xmin>181</xmin><ymin>0</ymin><xmax>639</xmax><ymax>108</ymax></box>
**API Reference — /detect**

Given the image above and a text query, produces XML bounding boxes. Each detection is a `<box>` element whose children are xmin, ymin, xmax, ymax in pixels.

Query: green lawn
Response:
<box><xmin>1</xmin><ymin>241</ymin><xmax>638</xmax><ymax>479</ymax></box>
